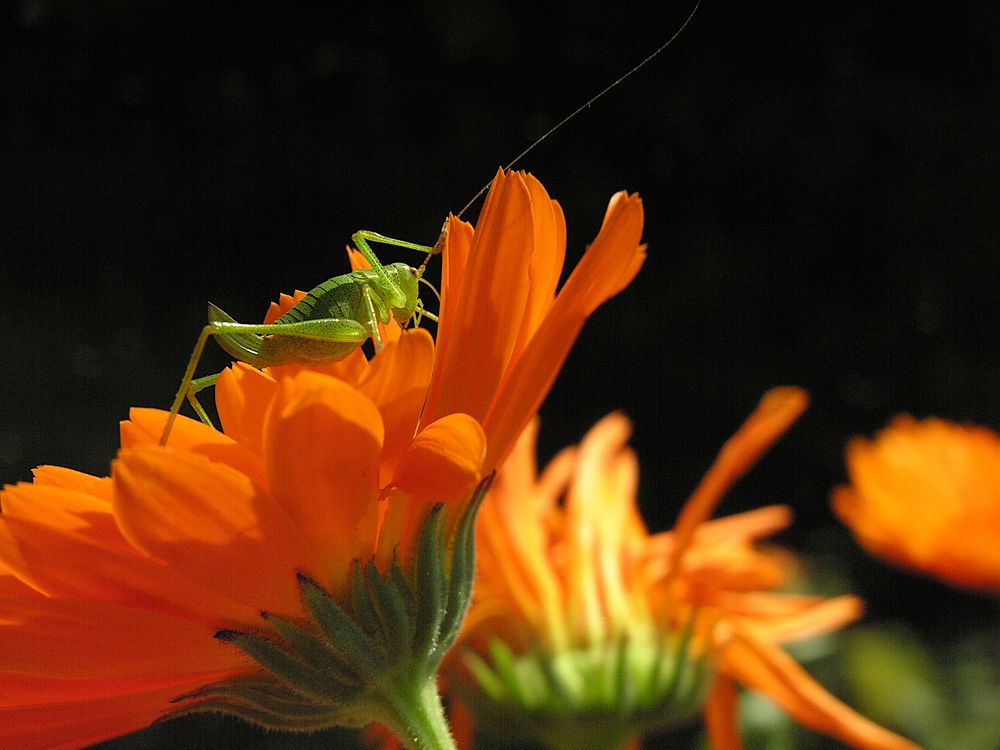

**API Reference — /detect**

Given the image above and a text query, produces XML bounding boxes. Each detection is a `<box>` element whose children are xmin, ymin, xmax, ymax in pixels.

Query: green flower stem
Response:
<box><xmin>371</xmin><ymin>668</ymin><xmax>456</xmax><ymax>750</ymax></box>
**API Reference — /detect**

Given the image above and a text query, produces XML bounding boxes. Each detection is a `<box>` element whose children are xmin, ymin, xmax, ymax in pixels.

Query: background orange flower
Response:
<box><xmin>833</xmin><ymin>415</ymin><xmax>1000</xmax><ymax>592</ymax></box>
<box><xmin>453</xmin><ymin>391</ymin><xmax>920</xmax><ymax>750</ymax></box>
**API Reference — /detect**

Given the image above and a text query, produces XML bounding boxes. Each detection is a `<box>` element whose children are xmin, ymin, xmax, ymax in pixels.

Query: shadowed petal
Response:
<box><xmin>121</xmin><ymin>408</ymin><xmax>266</xmax><ymax>490</ymax></box>
<box><xmin>0</xmin><ymin>673</ymin><xmax>242</xmax><ymax>750</ymax></box>
<box><xmin>113</xmin><ymin>447</ymin><xmax>319</xmax><ymax>618</ymax></box>
<box><xmin>264</xmin><ymin>371</ymin><xmax>384</xmax><ymax>587</ymax></box>
<box><xmin>215</xmin><ymin>362</ymin><xmax>279</xmax><ymax>457</ymax></box>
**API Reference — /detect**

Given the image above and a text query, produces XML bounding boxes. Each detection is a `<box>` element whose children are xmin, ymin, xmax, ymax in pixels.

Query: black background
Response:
<box><xmin>4</xmin><ymin>1</ymin><xmax>999</xmax><ymax>747</ymax></box>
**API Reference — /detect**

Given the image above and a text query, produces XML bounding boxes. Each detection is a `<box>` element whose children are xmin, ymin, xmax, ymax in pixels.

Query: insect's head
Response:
<box><xmin>384</xmin><ymin>261</ymin><xmax>421</xmax><ymax>324</ymax></box>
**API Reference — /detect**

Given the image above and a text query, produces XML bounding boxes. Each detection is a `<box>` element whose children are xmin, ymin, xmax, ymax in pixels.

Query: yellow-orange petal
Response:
<box><xmin>263</xmin><ymin>371</ymin><xmax>384</xmax><ymax>588</ymax></box>
<box><xmin>392</xmin><ymin>413</ymin><xmax>486</xmax><ymax>504</ymax></box>
<box><xmin>737</xmin><ymin>595</ymin><xmax>864</xmax><ymax>643</ymax></box>
<box><xmin>425</xmin><ymin>169</ymin><xmax>535</xmax><ymax>427</ymax></box>
<box><xmin>667</xmin><ymin>387</ymin><xmax>809</xmax><ymax>585</ymax></box>
<box><xmin>113</xmin><ymin>447</ymin><xmax>320</xmax><ymax>618</ymax></box>
<box><xmin>719</xmin><ymin>623</ymin><xmax>920</xmax><ymax>750</ymax></box>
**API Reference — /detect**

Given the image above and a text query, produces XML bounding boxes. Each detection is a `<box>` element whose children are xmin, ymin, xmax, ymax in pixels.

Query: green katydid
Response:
<box><xmin>157</xmin><ymin>1</ymin><xmax>704</xmax><ymax>447</ymax></box>
<box><xmin>158</xmin><ymin>230</ymin><xmax>443</xmax><ymax>446</ymax></box>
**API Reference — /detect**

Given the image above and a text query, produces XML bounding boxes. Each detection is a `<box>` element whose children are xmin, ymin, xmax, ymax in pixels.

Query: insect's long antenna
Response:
<box><xmin>418</xmin><ymin>275</ymin><xmax>442</xmax><ymax>308</ymax></box>
<box><xmin>455</xmin><ymin>0</ymin><xmax>703</xmax><ymax>221</ymax></box>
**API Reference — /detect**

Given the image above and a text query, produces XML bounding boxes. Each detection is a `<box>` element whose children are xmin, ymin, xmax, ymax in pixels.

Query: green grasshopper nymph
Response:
<box><xmin>158</xmin><ymin>0</ymin><xmax>702</xmax><ymax>447</ymax></box>
<box><xmin>158</xmin><ymin>229</ymin><xmax>443</xmax><ymax>446</ymax></box>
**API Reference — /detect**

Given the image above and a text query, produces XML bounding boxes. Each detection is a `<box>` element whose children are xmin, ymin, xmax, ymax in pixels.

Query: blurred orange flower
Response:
<box><xmin>0</xmin><ymin>170</ymin><xmax>645</xmax><ymax>749</ymax></box>
<box><xmin>452</xmin><ymin>389</ymin><xmax>920</xmax><ymax>750</ymax></box>
<box><xmin>833</xmin><ymin>415</ymin><xmax>1000</xmax><ymax>592</ymax></box>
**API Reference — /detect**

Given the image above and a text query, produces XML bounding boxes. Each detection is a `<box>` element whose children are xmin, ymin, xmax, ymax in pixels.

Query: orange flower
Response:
<box><xmin>0</xmin><ymin>170</ymin><xmax>645</xmax><ymax>749</ymax></box>
<box><xmin>453</xmin><ymin>389</ymin><xmax>920</xmax><ymax>750</ymax></box>
<box><xmin>832</xmin><ymin>415</ymin><xmax>1000</xmax><ymax>592</ymax></box>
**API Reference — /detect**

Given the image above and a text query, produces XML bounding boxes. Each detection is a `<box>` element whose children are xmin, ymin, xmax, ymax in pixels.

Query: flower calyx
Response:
<box><xmin>460</xmin><ymin>621</ymin><xmax>711</xmax><ymax>750</ymax></box>
<box><xmin>165</xmin><ymin>475</ymin><xmax>492</xmax><ymax>750</ymax></box>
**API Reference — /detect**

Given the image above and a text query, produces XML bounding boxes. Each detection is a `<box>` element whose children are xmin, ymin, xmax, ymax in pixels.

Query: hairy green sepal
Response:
<box><xmin>165</xmin><ymin>476</ymin><xmax>491</xmax><ymax>750</ymax></box>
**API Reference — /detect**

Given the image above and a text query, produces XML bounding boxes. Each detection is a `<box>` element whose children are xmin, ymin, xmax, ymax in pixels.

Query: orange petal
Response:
<box><xmin>121</xmin><ymin>407</ymin><xmax>267</xmax><ymax>489</ymax></box>
<box><xmin>0</xmin><ymin>597</ymin><xmax>245</xmax><ymax>679</ymax></box>
<box><xmin>263</xmin><ymin>371</ymin><xmax>384</xmax><ymax>588</ymax></box>
<box><xmin>113</xmin><ymin>447</ymin><xmax>319</xmax><ymax>618</ymax></box>
<box><xmin>667</xmin><ymin>388</ymin><xmax>809</xmax><ymax>586</ymax></box>
<box><xmin>479</xmin><ymin>192</ymin><xmax>646</xmax><ymax>467</ymax></box>
<box><xmin>0</xmin><ymin>672</ymin><xmax>242</xmax><ymax>750</ymax></box>
<box><xmin>509</xmin><ymin>174</ymin><xmax>566</xmax><ymax>363</ymax></box>
<box><xmin>31</xmin><ymin>465</ymin><xmax>112</xmax><ymax>499</ymax></box>
<box><xmin>392</xmin><ymin>413</ymin><xmax>486</xmax><ymax>504</ymax></box>
<box><xmin>738</xmin><ymin>595</ymin><xmax>863</xmax><ymax>643</ymax></box>
<box><xmin>0</xmin><ymin>571</ymin><xmax>42</xmax><ymax>598</ymax></box>
<box><xmin>356</xmin><ymin>328</ymin><xmax>435</xmax><ymax>484</ymax></box>
<box><xmin>424</xmin><ymin>169</ymin><xmax>535</xmax><ymax>427</ymax></box>
<box><xmin>264</xmin><ymin>289</ymin><xmax>309</xmax><ymax>324</ymax></box>
<box><xmin>720</xmin><ymin>623</ymin><xmax>921</xmax><ymax>750</ymax></box>
<box><xmin>0</xmin><ymin>482</ymin><xmax>122</xmax><ymax>543</ymax></box>
<box><xmin>475</xmin><ymin>418</ymin><xmax>570</xmax><ymax>649</ymax></box>
<box><xmin>0</xmin><ymin>514</ymin><xmax>258</xmax><ymax>625</ymax></box>
<box><xmin>433</xmin><ymin>214</ymin><xmax>475</xmax><ymax>377</ymax></box>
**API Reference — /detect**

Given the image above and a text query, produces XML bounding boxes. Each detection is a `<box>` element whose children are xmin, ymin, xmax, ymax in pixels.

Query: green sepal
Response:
<box><xmin>457</xmin><ymin>622</ymin><xmax>713</xmax><ymax>750</ymax></box>
<box><xmin>298</xmin><ymin>573</ymin><xmax>386</xmax><ymax>678</ymax></box>
<box><xmin>213</xmin><ymin>629</ymin><xmax>342</xmax><ymax>704</ymax></box>
<box><xmin>173</xmin><ymin>679</ymin><xmax>340</xmax><ymax>720</ymax></box>
<box><xmin>412</xmin><ymin>503</ymin><xmax>447</xmax><ymax>656</ymax></box>
<box><xmin>260</xmin><ymin>611</ymin><xmax>367</xmax><ymax>689</ymax></box>
<box><xmin>159</xmin><ymin>698</ymin><xmax>341</xmax><ymax>732</ymax></box>
<box><xmin>163</xmin><ymin>475</ymin><xmax>493</xmax><ymax>750</ymax></box>
<box><xmin>364</xmin><ymin>556</ymin><xmax>415</xmax><ymax>659</ymax></box>
<box><xmin>434</xmin><ymin>474</ymin><xmax>491</xmax><ymax>660</ymax></box>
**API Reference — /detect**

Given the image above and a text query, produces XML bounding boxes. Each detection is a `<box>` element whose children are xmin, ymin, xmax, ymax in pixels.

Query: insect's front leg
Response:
<box><xmin>351</xmin><ymin>230</ymin><xmax>437</xmax><ymax>309</ymax></box>
<box><xmin>186</xmin><ymin>373</ymin><xmax>220</xmax><ymax>429</ymax></box>
<box><xmin>361</xmin><ymin>284</ymin><xmax>384</xmax><ymax>352</ymax></box>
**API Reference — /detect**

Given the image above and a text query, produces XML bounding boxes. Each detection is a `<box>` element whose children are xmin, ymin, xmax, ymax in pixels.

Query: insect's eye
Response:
<box><xmin>409</xmin><ymin>267</ymin><xmax>418</xmax><ymax>277</ymax></box>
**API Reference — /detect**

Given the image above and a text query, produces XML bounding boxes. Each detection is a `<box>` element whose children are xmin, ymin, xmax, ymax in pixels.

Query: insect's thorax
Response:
<box><xmin>276</xmin><ymin>269</ymin><xmax>393</xmax><ymax>329</ymax></box>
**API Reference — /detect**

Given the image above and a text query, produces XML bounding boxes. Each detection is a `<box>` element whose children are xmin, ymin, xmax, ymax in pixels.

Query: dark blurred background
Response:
<box><xmin>4</xmin><ymin>1</ymin><xmax>1000</xmax><ymax>748</ymax></box>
